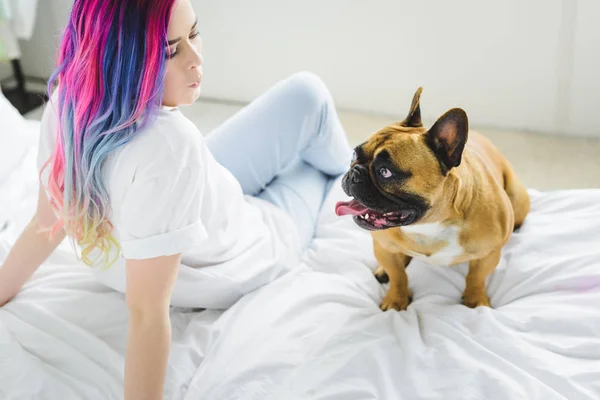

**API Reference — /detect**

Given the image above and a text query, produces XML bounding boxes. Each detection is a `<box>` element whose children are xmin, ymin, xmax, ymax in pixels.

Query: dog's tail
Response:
<box><xmin>503</xmin><ymin>165</ymin><xmax>530</xmax><ymax>230</ymax></box>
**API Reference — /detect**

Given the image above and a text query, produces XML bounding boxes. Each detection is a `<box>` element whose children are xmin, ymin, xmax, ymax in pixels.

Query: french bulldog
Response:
<box><xmin>335</xmin><ymin>88</ymin><xmax>530</xmax><ymax>311</ymax></box>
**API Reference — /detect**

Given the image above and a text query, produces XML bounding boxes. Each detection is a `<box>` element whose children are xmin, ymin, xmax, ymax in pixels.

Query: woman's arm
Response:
<box><xmin>0</xmin><ymin>184</ymin><xmax>66</xmax><ymax>306</ymax></box>
<box><xmin>124</xmin><ymin>253</ymin><xmax>180</xmax><ymax>400</ymax></box>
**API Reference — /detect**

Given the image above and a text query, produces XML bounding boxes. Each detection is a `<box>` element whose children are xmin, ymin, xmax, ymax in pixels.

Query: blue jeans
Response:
<box><xmin>205</xmin><ymin>72</ymin><xmax>353</xmax><ymax>249</ymax></box>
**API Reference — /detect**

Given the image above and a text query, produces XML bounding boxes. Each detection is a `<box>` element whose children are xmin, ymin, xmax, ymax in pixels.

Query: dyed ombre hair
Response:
<box><xmin>41</xmin><ymin>0</ymin><xmax>177</xmax><ymax>266</ymax></box>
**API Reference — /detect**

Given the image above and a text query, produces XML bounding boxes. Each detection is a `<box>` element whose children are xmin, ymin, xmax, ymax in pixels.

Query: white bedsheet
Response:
<box><xmin>1</xmin><ymin>107</ymin><xmax>599</xmax><ymax>399</ymax></box>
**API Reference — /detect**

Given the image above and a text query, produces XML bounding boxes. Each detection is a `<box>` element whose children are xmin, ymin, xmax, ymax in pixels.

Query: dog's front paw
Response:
<box><xmin>380</xmin><ymin>290</ymin><xmax>412</xmax><ymax>311</ymax></box>
<box><xmin>461</xmin><ymin>291</ymin><xmax>491</xmax><ymax>308</ymax></box>
<box><xmin>373</xmin><ymin>266</ymin><xmax>389</xmax><ymax>284</ymax></box>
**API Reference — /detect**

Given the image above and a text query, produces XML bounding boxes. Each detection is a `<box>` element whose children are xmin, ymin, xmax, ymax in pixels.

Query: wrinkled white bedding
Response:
<box><xmin>1</xmin><ymin>95</ymin><xmax>599</xmax><ymax>399</ymax></box>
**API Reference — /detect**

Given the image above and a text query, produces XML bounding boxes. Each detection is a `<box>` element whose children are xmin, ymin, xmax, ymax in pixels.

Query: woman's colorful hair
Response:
<box><xmin>41</xmin><ymin>0</ymin><xmax>177</xmax><ymax>266</ymax></box>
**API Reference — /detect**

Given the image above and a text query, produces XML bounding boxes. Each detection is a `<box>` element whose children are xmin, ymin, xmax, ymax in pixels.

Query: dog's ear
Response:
<box><xmin>425</xmin><ymin>108</ymin><xmax>468</xmax><ymax>174</ymax></box>
<box><xmin>400</xmin><ymin>87</ymin><xmax>423</xmax><ymax>128</ymax></box>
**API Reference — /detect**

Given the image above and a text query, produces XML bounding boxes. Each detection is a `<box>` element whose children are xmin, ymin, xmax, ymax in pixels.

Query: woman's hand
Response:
<box><xmin>124</xmin><ymin>253</ymin><xmax>180</xmax><ymax>400</ymax></box>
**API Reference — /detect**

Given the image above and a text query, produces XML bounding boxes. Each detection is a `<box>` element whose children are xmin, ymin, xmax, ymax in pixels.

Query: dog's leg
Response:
<box><xmin>462</xmin><ymin>247</ymin><xmax>501</xmax><ymax>308</ymax></box>
<box><xmin>373</xmin><ymin>266</ymin><xmax>389</xmax><ymax>283</ymax></box>
<box><xmin>374</xmin><ymin>241</ymin><xmax>412</xmax><ymax>311</ymax></box>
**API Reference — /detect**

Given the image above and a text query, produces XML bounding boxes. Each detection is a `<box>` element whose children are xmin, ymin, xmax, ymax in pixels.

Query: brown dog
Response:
<box><xmin>335</xmin><ymin>88</ymin><xmax>530</xmax><ymax>311</ymax></box>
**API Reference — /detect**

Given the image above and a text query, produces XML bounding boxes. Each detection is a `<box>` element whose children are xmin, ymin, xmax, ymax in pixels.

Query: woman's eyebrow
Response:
<box><xmin>167</xmin><ymin>18</ymin><xmax>199</xmax><ymax>45</ymax></box>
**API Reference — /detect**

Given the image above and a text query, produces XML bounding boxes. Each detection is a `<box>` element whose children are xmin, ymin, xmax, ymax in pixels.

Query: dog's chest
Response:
<box><xmin>400</xmin><ymin>223</ymin><xmax>464</xmax><ymax>265</ymax></box>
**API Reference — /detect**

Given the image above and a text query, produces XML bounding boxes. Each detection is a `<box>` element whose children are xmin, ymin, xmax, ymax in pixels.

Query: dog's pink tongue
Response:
<box><xmin>335</xmin><ymin>200</ymin><xmax>369</xmax><ymax>216</ymax></box>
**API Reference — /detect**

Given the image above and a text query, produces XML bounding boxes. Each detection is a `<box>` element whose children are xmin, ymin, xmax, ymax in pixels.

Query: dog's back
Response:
<box><xmin>464</xmin><ymin>131</ymin><xmax>530</xmax><ymax>230</ymax></box>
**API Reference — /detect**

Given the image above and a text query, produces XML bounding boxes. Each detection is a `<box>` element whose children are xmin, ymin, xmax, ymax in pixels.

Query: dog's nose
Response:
<box><xmin>351</xmin><ymin>165</ymin><xmax>368</xmax><ymax>184</ymax></box>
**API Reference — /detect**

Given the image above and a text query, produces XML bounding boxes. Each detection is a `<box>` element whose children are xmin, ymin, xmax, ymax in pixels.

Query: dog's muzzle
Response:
<box><xmin>342</xmin><ymin>164</ymin><xmax>369</xmax><ymax>196</ymax></box>
<box><xmin>350</xmin><ymin>164</ymin><xmax>369</xmax><ymax>183</ymax></box>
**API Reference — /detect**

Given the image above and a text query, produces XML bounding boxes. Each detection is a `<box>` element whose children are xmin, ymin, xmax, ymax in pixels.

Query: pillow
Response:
<box><xmin>0</xmin><ymin>87</ymin><xmax>41</xmax><ymax>177</ymax></box>
<box><xmin>0</xmin><ymin>86</ymin><xmax>42</xmax><ymax>228</ymax></box>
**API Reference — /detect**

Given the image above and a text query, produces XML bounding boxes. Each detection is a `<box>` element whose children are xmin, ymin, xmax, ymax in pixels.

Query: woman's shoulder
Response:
<box><xmin>125</xmin><ymin>108</ymin><xmax>204</xmax><ymax>168</ymax></box>
<box><xmin>105</xmin><ymin>109</ymin><xmax>205</xmax><ymax>201</ymax></box>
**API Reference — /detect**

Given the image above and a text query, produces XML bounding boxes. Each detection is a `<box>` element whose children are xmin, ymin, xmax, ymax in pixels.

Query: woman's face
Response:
<box><xmin>162</xmin><ymin>0</ymin><xmax>203</xmax><ymax>108</ymax></box>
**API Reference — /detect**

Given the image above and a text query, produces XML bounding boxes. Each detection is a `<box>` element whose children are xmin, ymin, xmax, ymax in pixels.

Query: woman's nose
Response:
<box><xmin>190</xmin><ymin>43</ymin><xmax>203</xmax><ymax>69</ymax></box>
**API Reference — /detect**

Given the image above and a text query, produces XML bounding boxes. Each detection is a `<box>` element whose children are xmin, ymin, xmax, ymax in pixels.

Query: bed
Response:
<box><xmin>1</xmin><ymin>89</ymin><xmax>599</xmax><ymax>400</ymax></box>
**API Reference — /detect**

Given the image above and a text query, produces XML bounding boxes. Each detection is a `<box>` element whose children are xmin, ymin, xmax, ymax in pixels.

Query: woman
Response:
<box><xmin>0</xmin><ymin>0</ymin><xmax>352</xmax><ymax>398</ymax></box>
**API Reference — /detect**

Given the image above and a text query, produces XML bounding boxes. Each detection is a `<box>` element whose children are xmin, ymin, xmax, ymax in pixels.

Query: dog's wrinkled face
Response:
<box><xmin>336</xmin><ymin>87</ymin><xmax>469</xmax><ymax>231</ymax></box>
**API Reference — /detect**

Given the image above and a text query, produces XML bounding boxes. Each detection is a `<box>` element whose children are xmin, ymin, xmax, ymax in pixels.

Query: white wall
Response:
<box><xmin>6</xmin><ymin>0</ymin><xmax>599</xmax><ymax>137</ymax></box>
<box><xmin>192</xmin><ymin>0</ymin><xmax>599</xmax><ymax>137</ymax></box>
<box><xmin>568</xmin><ymin>0</ymin><xmax>600</xmax><ymax>137</ymax></box>
<box><xmin>0</xmin><ymin>0</ymin><xmax>69</xmax><ymax>84</ymax></box>
<box><xmin>17</xmin><ymin>0</ymin><xmax>70</xmax><ymax>79</ymax></box>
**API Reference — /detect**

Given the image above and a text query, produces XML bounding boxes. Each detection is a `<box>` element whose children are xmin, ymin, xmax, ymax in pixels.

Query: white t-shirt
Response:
<box><xmin>37</xmin><ymin>92</ymin><xmax>301</xmax><ymax>309</ymax></box>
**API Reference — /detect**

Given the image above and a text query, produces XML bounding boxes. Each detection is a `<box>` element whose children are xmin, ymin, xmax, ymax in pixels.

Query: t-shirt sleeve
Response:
<box><xmin>117</xmin><ymin>146</ymin><xmax>208</xmax><ymax>259</ymax></box>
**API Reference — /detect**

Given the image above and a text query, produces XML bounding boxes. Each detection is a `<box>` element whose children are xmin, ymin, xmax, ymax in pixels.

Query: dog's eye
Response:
<box><xmin>351</xmin><ymin>151</ymin><xmax>357</xmax><ymax>163</ymax></box>
<box><xmin>379</xmin><ymin>167</ymin><xmax>392</xmax><ymax>178</ymax></box>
